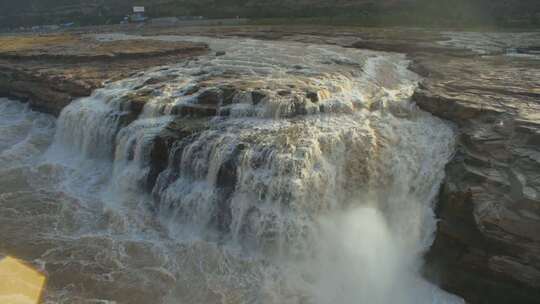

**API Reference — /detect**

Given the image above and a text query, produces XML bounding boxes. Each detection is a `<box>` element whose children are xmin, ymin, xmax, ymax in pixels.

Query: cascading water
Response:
<box><xmin>0</xmin><ymin>36</ymin><xmax>463</xmax><ymax>304</ymax></box>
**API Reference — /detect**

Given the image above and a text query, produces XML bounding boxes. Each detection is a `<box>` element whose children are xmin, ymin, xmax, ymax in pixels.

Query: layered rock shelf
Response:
<box><xmin>0</xmin><ymin>34</ymin><xmax>208</xmax><ymax>115</ymax></box>
<box><xmin>414</xmin><ymin>53</ymin><xmax>540</xmax><ymax>304</ymax></box>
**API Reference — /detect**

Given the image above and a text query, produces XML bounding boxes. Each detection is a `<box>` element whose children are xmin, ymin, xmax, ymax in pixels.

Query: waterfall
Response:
<box><xmin>31</xmin><ymin>36</ymin><xmax>463</xmax><ymax>303</ymax></box>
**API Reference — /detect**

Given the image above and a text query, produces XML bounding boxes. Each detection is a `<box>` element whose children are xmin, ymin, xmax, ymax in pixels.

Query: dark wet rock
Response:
<box><xmin>218</xmin><ymin>107</ymin><xmax>231</xmax><ymax>117</ymax></box>
<box><xmin>278</xmin><ymin>90</ymin><xmax>291</xmax><ymax>96</ymax></box>
<box><xmin>148</xmin><ymin>117</ymin><xmax>210</xmax><ymax>195</ymax></box>
<box><xmin>215</xmin><ymin>51</ymin><xmax>226</xmax><ymax>57</ymax></box>
<box><xmin>128</xmin><ymin>96</ymin><xmax>147</xmax><ymax>117</ymax></box>
<box><xmin>306</xmin><ymin>91</ymin><xmax>319</xmax><ymax>103</ymax></box>
<box><xmin>220</xmin><ymin>86</ymin><xmax>237</xmax><ymax>106</ymax></box>
<box><xmin>168</xmin><ymin>86</ymin><xmax>241</xmax><ymax>117</ymax></box>
<box><xmin>193</xmin><ymin>86</ymin><xmax>239</xmax><ymax>109</ymax></box>
<box><xmin>118</xmin><ymin>89</ymin><xmax>155</xmax><ymax>124</ymax></box>
<box><xmin>196</xmin><ymin>89</ymin><xmax>221</xmax><ymax>106</ymax></box>
<box><xmin>191</xmin><ymin>70</ymin><xmax>208</xmax><ymax>77</ymax></box>
<box><xmin>251</xmin><ymin>91</ymin><xmax>266</xmax><ymax>105</ymax></box>
<box><xmin>142</xmin><ymin>74</ymin><xmax>178</xmax><ymax>86</ymax></box>
<box><xmin>214</xmin><ymin>144</ymin><xmax>247</xmax><ymax>233</ymax></box>
<box><xmin>146</xmin><ymin>136</ymin><xmax>172</xmax><ymax>193</ymax></box>
<box><xmin>171</xmin><ymin>104</ymin><xmax>218</xmax><ymax>117</ymax></box>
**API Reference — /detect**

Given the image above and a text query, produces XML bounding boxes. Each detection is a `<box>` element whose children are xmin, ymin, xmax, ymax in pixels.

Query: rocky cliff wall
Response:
<box><xmin>412</xmin><ymin>48</ymin><xmax>540</xmax><ymax>304</ymax></box>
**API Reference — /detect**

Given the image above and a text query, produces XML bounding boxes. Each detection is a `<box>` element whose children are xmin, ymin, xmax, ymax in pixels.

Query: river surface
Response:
<box><xmin>0</xmin><ymin>36</ymin><xmax>463</xmax><ymax>304</ymax></box>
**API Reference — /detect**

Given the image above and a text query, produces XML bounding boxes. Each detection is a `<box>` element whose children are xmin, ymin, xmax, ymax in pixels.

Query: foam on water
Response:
<box><xmin>0</xmin><ymin>36</ymin><xmax>463</xmax><ymax>304</ymax></box>
<box><xmin>0</xmin><ymin>99</ymin><xmax>56</xmax><ymax>169</ymax></box>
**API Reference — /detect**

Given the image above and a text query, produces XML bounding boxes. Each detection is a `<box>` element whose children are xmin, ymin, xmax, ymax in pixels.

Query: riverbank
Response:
<box><xmin>0</xmin><ymin>32</ymin><xmax>208</xmax><ymax>115</ymax></box>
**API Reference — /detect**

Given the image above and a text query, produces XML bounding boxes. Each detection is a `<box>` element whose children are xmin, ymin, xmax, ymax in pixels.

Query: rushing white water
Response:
<box><xmin>0</xmin><ymin>99</ymin><xmax>56</xmax><ymax>169</ymax></box>
<box><xmin>0</xmin><ymin>36</ymin><xmax>463</xmax><ymax>304</ymax></box>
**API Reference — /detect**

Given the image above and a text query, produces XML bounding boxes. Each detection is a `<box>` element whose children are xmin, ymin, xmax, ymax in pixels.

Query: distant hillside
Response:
<box><xmin>1</xmin><ymin>0</ymin><xmax>539</xmax><ymax>28</ymax></box>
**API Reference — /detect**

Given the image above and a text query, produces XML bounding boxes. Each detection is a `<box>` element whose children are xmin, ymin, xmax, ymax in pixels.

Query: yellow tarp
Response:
<box><xmin>0</xmin><ymin>256</ymin><xmax>46</xmax><ymax>304</ymax></box>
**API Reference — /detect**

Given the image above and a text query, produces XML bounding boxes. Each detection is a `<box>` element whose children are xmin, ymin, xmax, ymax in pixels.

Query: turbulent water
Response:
<box><xmin>0</xmin><ymin>36</ymin><xmax>463</xmax><ymax>304</ymax></box>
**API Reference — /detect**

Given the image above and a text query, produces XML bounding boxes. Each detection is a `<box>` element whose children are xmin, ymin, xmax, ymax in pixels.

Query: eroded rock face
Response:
<box><xmin>414</xmin><ymin>53</ymin><xmax>540</xmax><ymax>304</ymax></box>
<box><xmin>0</xmin><ymin>66</ymin><xmax>89</xmax><ymax>115</ymax></box>
<box><xmin>0</xmin><ymin>34</ymin><xmax>208</xmax><ymax>115</ymax></box>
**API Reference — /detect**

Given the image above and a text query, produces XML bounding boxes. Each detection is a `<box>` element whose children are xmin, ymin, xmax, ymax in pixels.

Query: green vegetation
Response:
<box><xmin>1</xmin><ymin>0</ymin><xmax>539</xmax><ymax>29</ymax></box>
<box><xmin>248</xmin><ymin>0</ymin><xmax>540</xmax><ymax>29</ymax></box>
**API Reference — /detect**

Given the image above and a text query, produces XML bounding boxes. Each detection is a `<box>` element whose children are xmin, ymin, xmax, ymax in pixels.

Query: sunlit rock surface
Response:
<box><xmin>413</xmin><ymin>33</ymin><xmax>540</xmax><ymax>304</ymax></box>
<box><xmin>0</xmin><ymin>34</ymin><xmax>208</xmax><ymax>115</ymax></box>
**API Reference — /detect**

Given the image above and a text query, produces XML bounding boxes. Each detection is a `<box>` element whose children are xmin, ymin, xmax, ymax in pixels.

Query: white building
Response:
<box><xmin>131</xmin><ymin>6</ymin><xmax>147</xmax><ymax>22</ymax></box>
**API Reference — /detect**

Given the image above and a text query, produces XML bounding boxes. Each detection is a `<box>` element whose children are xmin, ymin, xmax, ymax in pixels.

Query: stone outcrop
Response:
<box><xmin>0</xmin><ymin>34</ymin><xmax>208</xmax><ymax>115</ymax></box>
<box><xmin>412</xmin><ymin>53</ymin><xmax>540</xmax><ymax>304</ymax></box>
